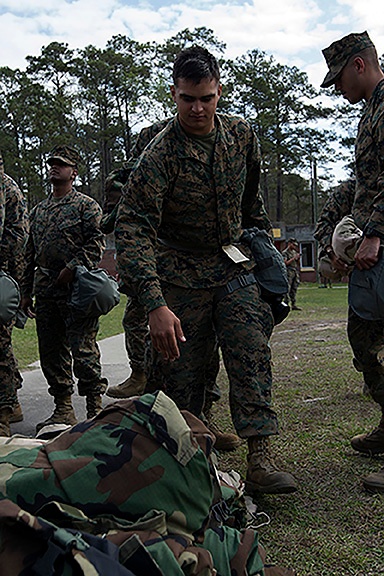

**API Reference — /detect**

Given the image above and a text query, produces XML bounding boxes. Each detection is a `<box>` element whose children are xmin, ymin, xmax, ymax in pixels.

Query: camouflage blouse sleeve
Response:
<box><xmin>0</xmin><ymin>174</ymin><xmax>29</xmax><ymax>282</ymax></box>
<box><xmin>354</xmin><ymin>81</ymin><xmax>384</xmax><ymax>238</ymax></box>
<box><xmin>115</xmin><ymin>151</ymin><xmax>169</xmax><ymax>312</ymax></box>
<box><xmin>241</xmin><ymin>126</ymin><xmax>272</xmax><ymax>232</ymax></box>
<box><xmin>363</xmin><ymin>112</ymin><xmax>384</xmax><ymax>237</ymax></box>
<box><xmin>65</xmin><ymin>194</ymin><xmax>105</xmax><ymax>271</ymax></box>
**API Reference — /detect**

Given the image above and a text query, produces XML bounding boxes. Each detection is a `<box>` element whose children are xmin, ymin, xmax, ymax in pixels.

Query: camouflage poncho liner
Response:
<box><xmin>0</xmin><ymin>392</ymin><xmax>278</xmax><ymax>575</ymax></box>
<box><xmin>0</xmin><ymin>392</ymin><xmax>213</xmax><ymax>537</ymax></box>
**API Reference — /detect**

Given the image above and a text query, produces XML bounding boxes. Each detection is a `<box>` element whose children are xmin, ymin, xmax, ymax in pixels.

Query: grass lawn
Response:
<box><xmin>11</xmin><ymin>285</ymin><xmax>384</xmax><ymax>574</ymax></box>
<box><xmin>214</xmin><ymin>283</ymin><xmax>384</xmax><ymax>575</ymax></box>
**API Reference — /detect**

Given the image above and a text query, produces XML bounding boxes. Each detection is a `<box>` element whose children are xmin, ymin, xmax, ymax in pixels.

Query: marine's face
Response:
<box><xmin>48</xmin><ymin>160</ymin><xmax>77</xmax><ymax>185</ymax></box>
<box><xmin>334</xmin><ymin>59</ymin><xmax>365</xmax><ymax>104</ymax></box>
<box><xmin>171</xmin><ymin>77</ymin><xmax>222</xmax><ymax>135</ymax></box>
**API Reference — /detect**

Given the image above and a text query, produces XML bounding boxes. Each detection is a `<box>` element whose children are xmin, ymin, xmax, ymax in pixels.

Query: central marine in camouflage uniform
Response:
<box><xmin>20</xmin><ymin>145</ymin><xmax>107</xmax><ymax>433</ymax></box>
<box><xmin>115</xmin><ymin>46</ymin><xmax>297</xmax><ymax>494</ymax></box>
<box><xmin>321</xmin><ymin>31</ymin><xmax>384</xmax><ymax>491</ymax></box>
<box><xmin>0</xmin><ymin>153</ymin><xmax>29</xmax><ymax>436</ymax></box>
<box><xmin>104</xmin><ymin>120</ymin><xmax>237</xmax><ymax>450</ymax></box>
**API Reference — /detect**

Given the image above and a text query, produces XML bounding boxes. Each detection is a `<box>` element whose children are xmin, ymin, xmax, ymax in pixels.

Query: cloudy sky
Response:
<box><xmin>1</xmin><ymin>0</ymin><xmax>383</xmax><ymax>89</ymax></box>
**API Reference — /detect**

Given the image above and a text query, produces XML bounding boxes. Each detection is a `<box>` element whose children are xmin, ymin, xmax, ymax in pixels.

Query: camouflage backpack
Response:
<box><xmin>0</xmin><ymin>498</ymin><xmax>154</xmax><ymax>576</ymax></box>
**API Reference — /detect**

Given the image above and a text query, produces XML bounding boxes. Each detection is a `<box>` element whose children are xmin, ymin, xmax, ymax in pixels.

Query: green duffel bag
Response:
<box><xmin>0</xmin><ymin>270</ymin><xmax>20</xmax><ymax>324</ymax></box>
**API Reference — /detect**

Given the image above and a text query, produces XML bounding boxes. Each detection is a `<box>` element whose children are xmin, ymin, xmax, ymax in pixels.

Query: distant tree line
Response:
<box><xmin>0</xmin><ymin>27</ymin><xmax>360</xmax><ymax>223</ymax></box>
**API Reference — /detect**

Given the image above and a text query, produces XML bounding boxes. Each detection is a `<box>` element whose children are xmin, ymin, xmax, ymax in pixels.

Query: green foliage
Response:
<box><xmin>225</xmin><ymin>49</ymin><xmax>337</xmax><ymax>221</ymax></box>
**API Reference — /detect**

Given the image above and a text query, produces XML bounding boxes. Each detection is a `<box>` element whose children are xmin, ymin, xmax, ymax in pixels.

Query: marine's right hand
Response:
<box><xmin>148</xmin><ymin>305</ymin><xmax>186</xmax><ymax>362</ymax></box>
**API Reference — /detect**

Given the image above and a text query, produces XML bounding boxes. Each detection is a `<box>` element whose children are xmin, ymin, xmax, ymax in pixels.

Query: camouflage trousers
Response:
<box><xmin>0</xmin><ymin>321</ymin><xmax>22</xmax><ymax>410</ymax></box>
<box><xmin>348</xmin><ymin>306</ymin><xmax>384</xmax><ymax>408</ymax></box>
<box><xmin>122</xmin><ymin>295</ymin><xmax>148</xmax><ymax>372</ymax></box>
<box><xmin>124</xmin><ymin>296</ymin><xmax>222</xmax><ymax>407</ymax></box>
<box><xmin>148</xmin><ymin>281</ymin><xmax>278</xmax><ymax>438</ymax></box>
<box><xmin>284</xmin><ymin>267</ymin><xmax>299</xmax><ymax>307</ymax></box>
<box><xmin>35</xmin><ymin>296</ymin><xmax>107</xmax><ymax>398</ymax></box>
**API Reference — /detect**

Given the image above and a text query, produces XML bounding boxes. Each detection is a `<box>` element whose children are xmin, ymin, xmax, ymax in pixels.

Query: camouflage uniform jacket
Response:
<box><xmin>0</xmin><ymin>173</ymin><xmax>29</xmax><ymax>283</ymax></box>
<box><xmin>115</xmin><ymin>114</ymin><xmax>272</xmax><ymax>312</ymax></box>
<box><xmin>314</xmin><ymin>178</ymin><xmax>355</xmax><ymax>253</ymax></box>
<box><xmin>353</xmin><ymin>79</ymin><xmax>384</xmax><ymax>238</ymax></box>
<box><xmin>21</xmin><ymin>189</ymin><xmax>105</xmax><ymax>298</ymax></box>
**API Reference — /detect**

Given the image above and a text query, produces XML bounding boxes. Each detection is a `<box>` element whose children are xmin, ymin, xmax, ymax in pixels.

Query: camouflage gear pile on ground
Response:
<box><xmin>115</xmin><ymin>113</ymin><xmax>279</xmax><ymax>440</ymax></box>
<box><xmin>21</xmin><ymin>188</ymin><xmax>107</xmax><ymax>400</ymax></box>
<box><xmin>0</xmin><ymin>392</ymin><xmax>297</xmax><ymax>575</ymax></box>
<box><xmin>0</xmin><ymin>160</ymin><xmax>29</xmax><ymax>414</ymax></box>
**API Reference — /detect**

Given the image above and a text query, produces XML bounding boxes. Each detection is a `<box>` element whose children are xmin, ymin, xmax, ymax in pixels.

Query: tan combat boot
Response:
<box><xmin>208</xmin><ymin>420</ymin><xmax>242</xmax><ymax>451</ymax></box>
<box><xmin>362</xmin><ymin>466</ymin><xmax>384</xmax><ymax>493</ymax></box>
<box><xmin>86</xmin><ymin>394</ymin><xmax>103</xmax><ymax>419</ymax></box>
<box><xmin>9</xmin><ymin>402</ymin><xmax>23</xmax><ymax>423</ymax></box>
<box><xmin>204</xmin><ymin>406</ymin><xmax>242</xmax><ymax>452</ymax></box>
<box><xmin>351</xmin><ymin>414</ymin><xmax>384</xmax><ymax>455</ymax></box>
<box><xmin>35</xmin><ymin>395</ymin><xmax>77</xmax><ymax>434</ymax></box>
<box><xmin>245</xmin><ymin>436</ymin><xmax>297</xmax><ymax>495</ymax></box>
<box><xmin>0</xmin><ymin>407</ymin><xmax>12</xmax><ymax>437</ymax></box>
<box><xmin>106</xmin><ymin>370</ymin><xmax>147</xmax><ymax>399</ymax></box>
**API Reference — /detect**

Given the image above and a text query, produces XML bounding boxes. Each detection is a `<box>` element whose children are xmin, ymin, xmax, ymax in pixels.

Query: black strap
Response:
<box><xmin>215</xmin><ymin>272</ymin><xmax>257</xmax><ymax>302</ymax></box>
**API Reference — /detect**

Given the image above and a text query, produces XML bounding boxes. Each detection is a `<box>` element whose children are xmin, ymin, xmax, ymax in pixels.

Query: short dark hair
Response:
<box><xmin>172</xmin><ymin>46</ymin><xmax>220</xmax><ymax>86</ymax></box>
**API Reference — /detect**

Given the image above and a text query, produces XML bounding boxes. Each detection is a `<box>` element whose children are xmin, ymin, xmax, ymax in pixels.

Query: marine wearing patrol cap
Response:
<box><xmin>321</xmin><ymin>31</ymin><xmax>374</xmax><ymax>88</ymax></box>
<box><xmin>47</xmin><ymin>145</ymin><xmax>82</xmax><ymax>167</ymax></box>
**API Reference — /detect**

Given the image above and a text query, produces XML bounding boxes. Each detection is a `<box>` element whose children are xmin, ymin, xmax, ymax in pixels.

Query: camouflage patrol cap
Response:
<box><xmin>47</xmin><ymin>145</ymin><xmax>82</xmax><ymax>167</ymax></box>
<box><xmin>321</xmin><ymin>31</ymin><xmax>374</xmax><ymax>88</ymax></box>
